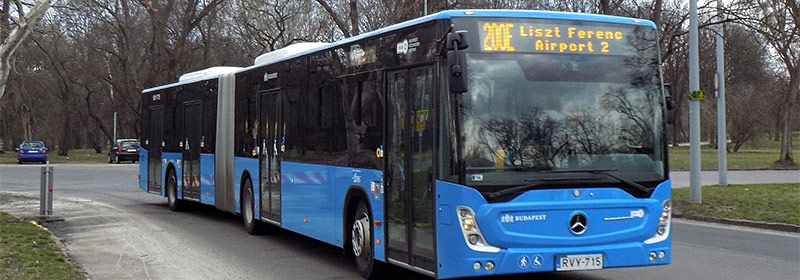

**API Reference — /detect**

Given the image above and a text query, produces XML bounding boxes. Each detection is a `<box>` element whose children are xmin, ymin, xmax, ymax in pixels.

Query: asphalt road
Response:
<box><xmin>0</xmin><ymin>164</ymin><xmax>798</xmax><ymax>280</ymax></box>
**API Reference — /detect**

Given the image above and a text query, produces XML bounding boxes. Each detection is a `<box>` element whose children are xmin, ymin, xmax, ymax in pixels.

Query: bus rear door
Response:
<box><xmin>148</xmin><ymin>106</ymin><xmax>163</xmax><ymax>194</ymax></box>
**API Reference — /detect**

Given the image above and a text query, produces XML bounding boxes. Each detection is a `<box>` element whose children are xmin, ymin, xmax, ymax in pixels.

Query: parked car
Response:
<box><xmin>16</xmin><ymin>140</ymin><xmax>48</xmax><ymax>164</ymax></box>
<box><xmin>109</xmin><ymin>139</ymin><xmax>140</xmax><ymax>163</ymax></box>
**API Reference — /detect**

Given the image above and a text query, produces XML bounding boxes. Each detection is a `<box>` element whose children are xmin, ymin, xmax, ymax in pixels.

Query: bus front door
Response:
<box><xmin>182</xmin><ymin>101</ymin><xmax>202</xmax><ymax>200</ymax></box>
<box><xmin>385</xmin><ymin>66</ymin><xmax>436</xmax><ymax>273</ymax></box>
<box><xmin>147</xmin><ymin>106</ymin><xmax>163</xmax><ymax>194</ymax></box>
<box><xmin>259</xmin><ymin>91</ymin><xmax>282</xmax><ymax>223</ymax></box>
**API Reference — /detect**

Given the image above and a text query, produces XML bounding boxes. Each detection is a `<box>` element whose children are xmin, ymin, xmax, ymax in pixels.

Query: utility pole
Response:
<box><xmin>423</xmin><ymin>0</ymin><xmax>427</xmax><ymax>15</ymax></box>
<box><xmin>689</xmin><ymin>0</ymin><xmax>702</xmax><ymax>203</ymax></box>
<box><xmin>716</xmin><ymin>0</ymin><xmax>728</xmax><ymax>186</ymax></box>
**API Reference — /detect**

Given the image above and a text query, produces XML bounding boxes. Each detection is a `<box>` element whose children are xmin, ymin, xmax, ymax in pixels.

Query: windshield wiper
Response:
<box><xmin>540</xmin><ymin>168</ymin><xmax>651</xmax><ymax>193</ymax></box>
<box><xmin>484</xmin><ymin>177</ymin><xmax>596</xmax><ymax>201</ymax></box>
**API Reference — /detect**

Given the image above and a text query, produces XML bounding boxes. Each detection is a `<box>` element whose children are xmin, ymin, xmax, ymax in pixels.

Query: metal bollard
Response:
<box><xmin>47</xmin><ymin>166</ymin><xmax>53</xmax><ymax>215</ymax></box>
<box><xmin>40</xmin><ymin>167</ymin><xmax>47</xmax><ymax>216</ymax></box>
<box><xmin>39</xmin><ymin>165</ymin><xmax>54</xmax><ymax>216</ymax></box>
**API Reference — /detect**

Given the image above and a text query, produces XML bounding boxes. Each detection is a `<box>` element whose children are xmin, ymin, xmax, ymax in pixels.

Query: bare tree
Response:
<box><xmin>727</xmin><ymin>0</ymin><xmax>799</xmax><ymax>164</ymax></box>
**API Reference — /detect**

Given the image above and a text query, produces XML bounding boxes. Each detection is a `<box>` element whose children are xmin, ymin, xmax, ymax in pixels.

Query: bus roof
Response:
<box><xmin>142</xmin><ymin>9</ymin><xmax>655</xmax><ymax>93</ymax></box>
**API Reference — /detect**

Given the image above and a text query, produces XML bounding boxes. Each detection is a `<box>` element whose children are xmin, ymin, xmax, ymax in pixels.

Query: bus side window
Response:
<box><xmin>247</xmin><ymin>94</ymin><xmax>258</xmax><ymax>156</ymax></box>
<box><xmin>361</xmin><ymin>80</ymin><xmax>383</xmax><ymax>170</ymax></box>
<box><xmin>283</xmin><ymin>89</ymin><xmax>301</xmax><ymax>161</ymax></box>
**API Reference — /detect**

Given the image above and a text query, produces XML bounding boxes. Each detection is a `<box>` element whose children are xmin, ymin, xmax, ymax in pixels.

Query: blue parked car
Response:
<box><xmin>16</xmin><ymin>140</ymin><xmax>48</xmax><ymax>164</ymax></box>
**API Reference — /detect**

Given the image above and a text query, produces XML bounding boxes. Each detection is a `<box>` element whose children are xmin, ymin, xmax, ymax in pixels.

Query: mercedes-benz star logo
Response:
<box><xmin>570</xmin><ymin>213</ymin><xmax>587</xmax><ymax>235</ymax></box>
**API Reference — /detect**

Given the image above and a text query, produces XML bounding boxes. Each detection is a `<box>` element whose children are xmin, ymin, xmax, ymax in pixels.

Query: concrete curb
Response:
<box><xmin>673</xmin><ymin>213</ymin><xmax>800</xmax><ymax>233</ymax></box>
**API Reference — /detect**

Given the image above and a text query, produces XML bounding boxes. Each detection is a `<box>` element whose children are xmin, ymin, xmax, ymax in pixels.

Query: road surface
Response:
<box><xmin>0</xmin><ymin>164</ymin><xmax>798</xmax><ymax>280</ymax></box>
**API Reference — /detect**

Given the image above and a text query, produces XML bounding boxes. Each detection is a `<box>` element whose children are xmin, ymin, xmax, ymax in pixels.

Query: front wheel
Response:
<box><xmin>352</xmin><ymin>200</ymin><xmax>383</xmax><ymax>279</ymax></box>
<box><xmin>166</xmin><ymin>170</ymin><xmax>183</xmax><ymax>211</ymax></box>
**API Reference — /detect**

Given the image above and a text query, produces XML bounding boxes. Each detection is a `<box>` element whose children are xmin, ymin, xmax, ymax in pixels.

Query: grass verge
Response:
<box><xmin>668</xmin><ymin>147</ymin><xmax>799</xmax><ymax>171</ymax></box>
<box><xmin>0</xmin><ymin>212</ymin><xmax>81</xmax><ymax>279</ymax></box>
<box><xmin>668</xmin><ymin>131</ymin><xmax>800</xmax><ymax>171</ymax></box>
<box><xmin>673</xmin><ymin>183</ymin><xmax>800</xmax><ymax>225</ymax></box>
<box><xmin>0</xmin><ymin>148</ymin><xmax>108</xmax><ymax>164</ymax></box>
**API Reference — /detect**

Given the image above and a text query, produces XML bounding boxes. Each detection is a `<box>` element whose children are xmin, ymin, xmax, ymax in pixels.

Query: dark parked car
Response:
<box><xmin>109</xmin><ymin>139</ymin><xmax>140</xmax><ymax>163</ymax></box>
<box><xmin>16</xmin><ymin>140</ymin><xmax>48</xmax><ymax>164</ymax></box>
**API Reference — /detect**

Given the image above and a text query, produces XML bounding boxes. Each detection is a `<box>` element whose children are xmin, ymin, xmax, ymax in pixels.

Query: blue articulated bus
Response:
<box><xmin>139</xmin><ymin>9</ymin><xmax>673</xmax><ymax>279</ymax></box>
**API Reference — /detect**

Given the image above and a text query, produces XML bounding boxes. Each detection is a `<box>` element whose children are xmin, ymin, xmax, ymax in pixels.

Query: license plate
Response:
<box><xmin>28</xmin><ymin>150</ymin><xmax>39</xmax><ymax>153</ymax></box>
<box><xmin>555</xmin><ymin>254</ymin><xmax>603</xmax><ymax>271</ymax></box>
<box><xmin>128</xmin><ymin>149</ymin><xmax>137</xmax><ymax>152</ymax></box>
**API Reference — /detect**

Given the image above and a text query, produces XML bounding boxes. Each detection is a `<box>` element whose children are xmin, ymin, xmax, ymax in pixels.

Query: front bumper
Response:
<box><xmin>435</xmin><ymin>180</ymin><xmax>672</xmax><ymax>279</ymax></box>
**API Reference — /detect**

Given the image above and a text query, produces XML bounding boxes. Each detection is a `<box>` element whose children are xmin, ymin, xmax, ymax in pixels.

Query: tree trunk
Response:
<box><xmin>315</xmin><ymin>0</ymin><xmax>351</xmax><ymax>38</ymax></box>
<box><xmin>349</xmin><ymin>0</ymin><xmax>359</xmax><ymax>36</ymax></box>
<box><xmin>599</xmin><ymin>0</ymin><xmax>612</xmax><ymax>14</ymax></box>
<box><xmin>59</xmin><ymin>106</ymin><xmax>71</xmax><ymax>156</ymax></box>
<box><xmin>0</xmin><ymin>0</ymin><xmax>50</xmax><ymax>100</ymax></box>
<box><xmin>778</xmin><ymin>64</ymin><xmax>799</xmax><ymax>165</ymax></box>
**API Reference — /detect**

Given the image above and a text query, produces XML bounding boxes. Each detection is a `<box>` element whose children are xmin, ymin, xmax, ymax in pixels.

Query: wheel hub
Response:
<box><xmin>352</xmin><ymin>214</ymin><xmax>369</xmax><ymax>257</ymax></box>
<box><xmin>244</xmin><ymin>189</ymin><xmax>253</xmax><ymax>223</ymax></box>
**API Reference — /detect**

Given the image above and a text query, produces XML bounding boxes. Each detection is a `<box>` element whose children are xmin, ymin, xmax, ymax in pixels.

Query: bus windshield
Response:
<box><xmin>460</xmin><ymin>51</ymin><xmax>664</xmax><ymax>188</ymax></box>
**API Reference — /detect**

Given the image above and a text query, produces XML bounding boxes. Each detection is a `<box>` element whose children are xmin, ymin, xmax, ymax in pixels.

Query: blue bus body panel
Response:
<box><xmin>281</xmin><ymin>161</ymin><xmax>385</xmax><ymax>261</ymax></box>
<box><xmin>162</xmin><ymin>152</ymin><xmax>183</xmax><ymax>199</ymax></box>
<box><xmin>435</xmin><ymin>180</ymin><xmax>671</xmax><ymax>279</ymax></box>
<box><xmin>200</xmin><ymin>153</ymin><xmax>215</xmax><ymax>205</ymax></box>
<box><xmin>233</xmin><ymin>157</ymin><xmax>259</xmax><ymax>219</ymax></box>
<box><xmin>139</xmin><ymin>149</ymin><xmax>148</xmax><ymax>192</ymax></box>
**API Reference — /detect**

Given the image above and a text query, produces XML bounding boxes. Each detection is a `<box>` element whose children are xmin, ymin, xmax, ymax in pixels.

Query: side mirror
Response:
<box><xmin>445</xmin><ymin>28</ymin><xmax>469</xmax><ymax>94</ymax></box>
<box><xmin>664</xmin><ymin>83</ymin><xmax>676</xmax><ymax>124</ymax></box>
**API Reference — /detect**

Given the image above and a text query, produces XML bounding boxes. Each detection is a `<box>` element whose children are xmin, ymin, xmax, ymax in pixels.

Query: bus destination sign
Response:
<box><xmin>478</xmin><ymin>21</ymin><xmax>638</xmax><ymax>56</ymax></box>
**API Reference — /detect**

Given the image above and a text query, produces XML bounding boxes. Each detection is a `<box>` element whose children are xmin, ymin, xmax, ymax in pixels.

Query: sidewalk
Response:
<box><xmin>669</xmin><ymin>170</ymin><xmax>799</xmax><ymax>188</ymax></box>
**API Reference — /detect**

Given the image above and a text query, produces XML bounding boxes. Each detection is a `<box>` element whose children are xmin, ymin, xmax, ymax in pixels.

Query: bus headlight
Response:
<box><xmin>645</xmin><ymin>199</ymin><xmax>671</xmax><ymax>244</ymax></box>
<box><xmin>456</xmin><ymin>206</ymin><xmax>500</xmax><ymax>253</ymax></box>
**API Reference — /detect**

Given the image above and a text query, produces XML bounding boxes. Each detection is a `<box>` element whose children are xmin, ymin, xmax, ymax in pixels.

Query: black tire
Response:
<box><xmin>17</xmin><ymin>161</ymin><xmax>22</xmax><ymax>164</ymax></box>
<box><xmin>351</xmin><ymin>200</ymin><xmax>384</xmax><ymax>279</ymax></box>
<box><xmin>166</xmin><ymin>169</ymin><xmax>183</xmax><ymax>211</ymax></box>
<box><xmin>242</xmin><ymin>178</ymin><xmax>264</xmax><ymax>234</ymax></box>
<box><xmin>114</xmin><ymin>155</ymin><xmax>120</xmax><ymax>164</ymax></box>
<box><xmin>108</xmin><ymin>154</ymin><xmax>113</xmax><ymax>163</ymax></box>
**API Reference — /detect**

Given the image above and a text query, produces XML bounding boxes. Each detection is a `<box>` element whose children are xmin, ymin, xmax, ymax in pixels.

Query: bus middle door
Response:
<box><xmin>181</xmin><ymin>101</ymin><xmax>202</xmax><ymax>201</ymax></box>
<box><xmin>259</xmin><ymin>90</ymin><xmax>282</xmax><ymax>223</ymax></box>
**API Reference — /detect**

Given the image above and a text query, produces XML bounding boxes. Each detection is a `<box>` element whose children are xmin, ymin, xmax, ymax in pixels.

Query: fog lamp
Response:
<box><xmin>657</xmin><ymin>224</ymin><xmax>666</xmax><ymax>235</ymax></box>
<box><xmin>468</xmin><ymin>234</ymin><xmax>479</xmax><ymax>245</ymax></box>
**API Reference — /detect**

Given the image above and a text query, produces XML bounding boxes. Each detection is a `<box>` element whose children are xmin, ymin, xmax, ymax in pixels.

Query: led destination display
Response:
<box><xmin>478</xmin><ymin>20</ymin><xmax>644</xmax><ymax>56</ymax></box>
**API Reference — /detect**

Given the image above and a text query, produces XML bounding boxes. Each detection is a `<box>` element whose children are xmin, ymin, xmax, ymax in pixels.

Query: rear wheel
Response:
<box><xmin>351</xmin><ymin>200</ymin><xmax>383</xmax><ymax>279</ymax></box>
<box><xmin>108</xmin><ymin>153</ymin><xmax>113</xmax><ymax>163</ymax></box>
<box><xmin>242</xmin><ymin>178</ymin><xmax>264</xmax><ymax>234</ymax></box>
<box><xmin>166</xmin><ymin>169</ymin><xmax>183</xmax><ymax>211</ymax></box>
<box><xmin>114</xmin><ymin>155</ymin><xmax>120</xmax><ymax>164</ymax></box>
